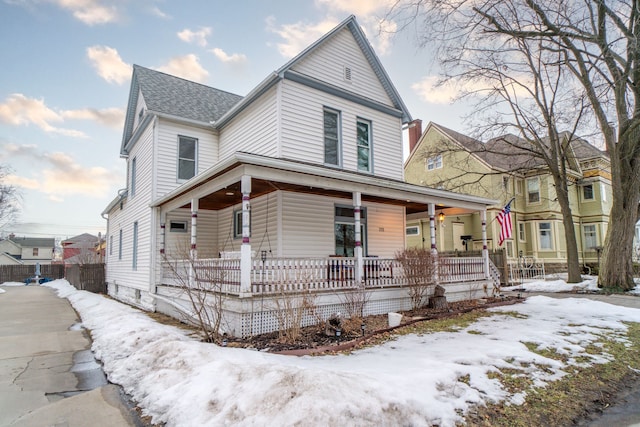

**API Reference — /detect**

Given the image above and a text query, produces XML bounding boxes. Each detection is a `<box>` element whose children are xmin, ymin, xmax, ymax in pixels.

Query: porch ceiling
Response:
<box><xmin>180</xmin><ymin>178</ymin><xmax>442</xmax><ymax>214</ymax></box>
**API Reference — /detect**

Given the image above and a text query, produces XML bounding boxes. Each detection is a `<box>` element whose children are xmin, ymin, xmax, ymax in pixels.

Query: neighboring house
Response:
<box><xmin>102</xmin><ymin>16</ymin><xmax>497</xmax><ymax>337</ymax></box>
<box><xmin>404</xmin><ymin>121</ymin><xmax>612</xmax><ymax>269</ymax></box>
<box><xmin>0</xmin><ymin>236</ymin><xmax>55</xmax><ymax>265</ymax></box>
<box><xmin>61</xmin><ymin>233</ymin><xmax>102</xmax><ymax>264</ymax></box>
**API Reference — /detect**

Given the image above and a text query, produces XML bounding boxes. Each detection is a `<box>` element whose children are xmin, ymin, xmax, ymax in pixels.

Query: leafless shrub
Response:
<box><xmin>162</xmin><ymin>246</ymin><xmax>227</xmax><ymax>343</ymax></box>
<box><xmin>395</xmin><ymin>247</ymin><xmax>437</xmax><ymax>310</ymax></box>
<box><xmin>338</xmin><ymin>281</ymin><xmax>371</xmax><ymax>320</ymax></box>
<box><xmin>271</xmin><ymin>286</ymin><xmax>318</xmax><ymax>343</ymax></box>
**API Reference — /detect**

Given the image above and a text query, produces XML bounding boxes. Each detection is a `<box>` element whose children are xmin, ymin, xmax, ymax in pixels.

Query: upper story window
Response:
<box><xmin>426</xmin><ymin>154</ymin><xmax>442</xmax><ymax>171</ymax></box>
<box><xmin>502</xmin><ymin>176</ymin><xmax>510</xmax><ymax>191</ymax></box>
<box><xmin>323</xmin><ymin>108</ymin><xmax>341</xmax><ymax>166</ymax></box>
<box><xmin>32</xmin><ymin>248</ymin><xmax>39</xmax><ymax>256</ymax></box>
<box><xmin>527</xmin><ymin>177</ymin><xmax>540</xmax><ymax>203</ymax></box>
<box><xmin>518</xmin><ymin>223</ymin><xmax>526</xmax><ymax>242</ymax></box>
<box><xmin>356</xmin><ymin>118</ymin><xmax>372</xmax><ymax>173</ymax></box>
<box><xmin>178</xmin><ymin>136</ymin><xmax>197</xmax><ymax>181</ymax></box>
<box><xmin>582</xmin><ymin>183</ymin><xmax>594</xmax><ymax>201</ymax></box>
<box><xmin>130</xmin><ymin>157</ymin><xmax>137</xmax><ymax>197</ymax></box>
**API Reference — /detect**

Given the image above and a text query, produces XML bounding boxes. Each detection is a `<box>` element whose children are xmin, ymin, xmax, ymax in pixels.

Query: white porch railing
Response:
<box><xmin>160</xmin><ymin>255</ymin><xmax>492</xmax><ymax>295</ymax></box>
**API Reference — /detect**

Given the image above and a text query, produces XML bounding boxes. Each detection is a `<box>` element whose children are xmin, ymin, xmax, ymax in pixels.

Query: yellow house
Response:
<box><xmin>404</xmin><ymin>121</ymin><xmax>612</xmax><ymax>270</ymax></box>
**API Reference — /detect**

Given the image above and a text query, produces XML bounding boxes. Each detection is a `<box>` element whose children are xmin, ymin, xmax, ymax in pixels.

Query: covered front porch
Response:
<box><xmin>150</xmin><ymin>153</ymin><xmax>498</xmax><ymax>336</ymax></box>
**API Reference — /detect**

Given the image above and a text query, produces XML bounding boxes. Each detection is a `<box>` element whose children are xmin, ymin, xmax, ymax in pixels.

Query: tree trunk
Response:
<box><xmin>599</xmin><ymin>183</ymin><xmax>640</xmax><ymax>291</ymax></box>
<box><xmin>552</xmin><ymin>174</ymin><xmax>582</xmax><ymax>283</ymax></box>
<box><xmin>599</xmin><ymin>125</ymin><xmax>640</xmax><ymax>291</ymax></box>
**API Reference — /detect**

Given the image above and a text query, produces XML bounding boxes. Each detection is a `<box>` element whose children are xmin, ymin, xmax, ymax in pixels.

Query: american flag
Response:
<box><xmin>496</xmin><ymin>200</ymin><xmax>513</xmax><ymax>246</ymax></box>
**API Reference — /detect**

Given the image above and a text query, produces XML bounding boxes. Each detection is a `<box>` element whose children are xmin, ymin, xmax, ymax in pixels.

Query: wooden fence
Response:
<box><xmin>65</xmin><ymin>263</ymin><xmax>106</xmax><ymax>293</ymax></box>
<box><xmin>0</xmin><ymin>264</ymin><xmax>65</xmax><ymax>284</ymax></box>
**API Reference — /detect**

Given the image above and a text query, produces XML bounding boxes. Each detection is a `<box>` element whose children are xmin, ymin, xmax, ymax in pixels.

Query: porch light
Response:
<box><xmin>438</xmin><ymin>212</ymin><xmax>445</xmax><ymax>222</ymax></box>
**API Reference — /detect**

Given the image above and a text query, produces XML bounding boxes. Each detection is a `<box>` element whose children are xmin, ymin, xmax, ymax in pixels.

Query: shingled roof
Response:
<box><xmin>121</xmin><ymin>66</ymin><xmax>243</xmax><ymax>154</ymax></box>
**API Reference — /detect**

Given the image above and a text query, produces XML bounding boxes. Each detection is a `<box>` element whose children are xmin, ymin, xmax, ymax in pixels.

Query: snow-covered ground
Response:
<box><xmin>2</xmin><ymin>278</ymin><xmax>640</xmax><ymax>426</ymax></box>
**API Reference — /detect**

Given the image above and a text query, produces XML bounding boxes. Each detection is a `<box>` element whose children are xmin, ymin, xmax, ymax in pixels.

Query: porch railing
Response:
<box><xmin>160</xmin><ymin>255</ymin><xmax>492</xmax><ymax>295</ymax></box>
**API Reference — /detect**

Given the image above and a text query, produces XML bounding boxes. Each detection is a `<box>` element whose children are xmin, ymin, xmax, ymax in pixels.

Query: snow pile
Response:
<box><xmin>33</xmin><ymin>279</ymin><xmax>640</xmax><ymax>427</ymax></box>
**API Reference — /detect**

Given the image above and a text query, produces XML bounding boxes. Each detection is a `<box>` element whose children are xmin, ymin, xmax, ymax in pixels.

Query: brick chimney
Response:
<box><xmin>407</xmin><ymin>119</ymin><xmax>423</xmax><ymax>154</ymax></box>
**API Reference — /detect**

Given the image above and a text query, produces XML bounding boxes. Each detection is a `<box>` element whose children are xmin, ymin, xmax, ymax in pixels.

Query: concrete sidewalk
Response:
<box><xmin>0</xmin><ymin>285</ymin><xmax>142</xmax><ymax>427</ymax></box>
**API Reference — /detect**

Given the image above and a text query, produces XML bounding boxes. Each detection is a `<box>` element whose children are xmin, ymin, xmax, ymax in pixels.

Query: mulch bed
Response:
<box><xmin>223</xmin><ymin>296</ymin><xmax>523</xmax><ymax>355</ymax></box>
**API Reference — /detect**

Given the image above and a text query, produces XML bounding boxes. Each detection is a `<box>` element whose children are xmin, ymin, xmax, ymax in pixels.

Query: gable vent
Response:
<box><xmin>343</xmin><ymin>66</ymin><xmax>352</xmax><ymax>82</ymax></box>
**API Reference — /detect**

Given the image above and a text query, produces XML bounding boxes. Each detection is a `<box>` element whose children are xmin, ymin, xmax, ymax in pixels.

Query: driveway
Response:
<box><xmin>0</xmin><ymin>285</ymin><xmax>142</xmax><ymax>427</ymax></box>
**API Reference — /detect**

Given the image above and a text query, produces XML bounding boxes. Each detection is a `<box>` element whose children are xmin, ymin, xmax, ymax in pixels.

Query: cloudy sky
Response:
<box><xmin>0</xmin><ymin>0</ymin><xmax>471</xmax><ymax>239</ymax></box>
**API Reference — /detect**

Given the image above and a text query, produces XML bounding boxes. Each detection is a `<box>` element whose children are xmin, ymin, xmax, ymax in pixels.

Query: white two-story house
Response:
<box><xmin>102</xmin><ymin>16</ymin><xmax>497</xmax><ymax>337</ymax></box>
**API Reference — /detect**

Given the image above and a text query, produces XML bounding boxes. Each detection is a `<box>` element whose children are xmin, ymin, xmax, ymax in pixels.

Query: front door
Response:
<box><xmin>453</xmin><ymin>222</ymin><xmax>465</xmax><ymax>251</ymax></box>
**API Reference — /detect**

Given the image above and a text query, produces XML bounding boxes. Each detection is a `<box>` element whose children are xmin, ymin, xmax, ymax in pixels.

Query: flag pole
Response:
<box><xmin>488</xmin><ymin>197</ymin><xmax>516</xmax><ymax>225</ymax></box>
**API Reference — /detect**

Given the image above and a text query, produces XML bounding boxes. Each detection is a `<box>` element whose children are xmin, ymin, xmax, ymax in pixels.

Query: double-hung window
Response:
<box><xmin>334</xmin><ymin>205</ymin><xmax>367</xmax><ymax>256</ymax></box>
<box><xmin>582</xmin><ymin>184</ymin><xmax>594</xmax><ymax>201</ymax></box>
<box><xmin>324</xmin><ymin>108</ymin><xmax>341</xmax><ymax>166</ymax></box>
<box><xmin>539</xmin><ymin>222</ymin><xmax>552</xmax><ymax>250</ymax></box>
<box><xmin>583</xmin><ymin>224</ymin><xmax>597</xmax><ymax>249</ymax></box>
<box><xmin>356</xmin><ymin>118</ymin><xmax>372</xmax><ymax>172</ymax></box>
<box><xmin>527</xmin><ymin>177</ymin><xmax>540</xmax><ymax>203</ymax></box>
<box><xmin>178</xmin><ymin>136</ymin><xmax>197</xmax><ymax>181</ymax></box>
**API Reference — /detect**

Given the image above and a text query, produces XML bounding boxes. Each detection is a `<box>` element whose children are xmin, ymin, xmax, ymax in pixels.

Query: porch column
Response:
<box><xmin>428</xmin><ymin>203</ymin><xmax>437</xmax><ymax>255</ymax></box>
<box><xmin>159</xmin><ymin>211</ymin><xmax>166</xmax><ymax>257</ymax></box>
<box><xmin>481</xmin><ymin>209</ymin><xmax>489</xmax><ymax>279</ymax></box>
<box><xmin>190</xmin><ymin>199</ymin><xmax>198</xmax><ymax>289</ymax></box>
<box><xmin>428</xmin><ymin>203</ymin><xmax>439</xmax><ymax>286</ymax></box>
<box><xmin>240</xmin><ymin>175</ymin><xmax>252</xmax><ymax>294</ymax></box>
<box><xmin>353</xmin><ymin>192</ymin><xmax>363</xmax><ymax>282</ymax></box>
<box><xmin>190</xmin><ymin>199</ymin><xmax>198</xmax><ymax>259</ymax></box>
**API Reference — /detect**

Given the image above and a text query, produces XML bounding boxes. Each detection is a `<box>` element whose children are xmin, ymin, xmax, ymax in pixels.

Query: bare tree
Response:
<box><xmin>0</xmin><ymin>165</ymin><xmax>20</xmax><ymax>232</ymax></box>
<box><xmin>387</xmin><ymin>0</ymin><xmax>638</xmax><ymax>288</ymax></box>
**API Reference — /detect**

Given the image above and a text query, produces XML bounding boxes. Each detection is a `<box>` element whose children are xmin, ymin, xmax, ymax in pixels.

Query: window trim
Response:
<box><xmin>130</xmin><ymin>157</ymin><xmax>136</xmax><ymax>198</ymax></box>
<box><xmin>233</xmin><ymin>209</ymin><xmax>251</xmax><ymax>239</ymax></box>
<box><xmin>583</xmin><ymin>224</ymin><xmax>598</xmax><ymax>250</ymax></box>
<box><xmin>406</xmin><ymin>225</ymin><xmax>420</xmax><ymax>236</ymax></box>
<box><xmin>426</xmin><ymin>154</ymin><xmax>442</xmax><ymax>171</ymax></box>
<box><xmin>518</xmin><ymin>223</ymin><xmax>526</xmax><ymax>242</ymax></box>
<box><xmin>323</xmin><ymin>107</ymin><xmax>342</xmax><ymax>167</ymax></box>
<box><xmin>118</xmin><ymin>229</ymin><xmax>123</xmax><ymax>260</ymax></box>
<box><xmin>581</xmin><ymin>183</ymin><xmax>595</xmax><ymax>202</ymax></box>
<box><xmin>32</xmin><ymin>247</ymin><xmax>39</xmax><ymax>257</ymax></box>
<box><xmin>109</xmin><ymin>235</ymin><xmax>113</xmax><ymax>256</ymax></box>
<box><xmin>527</xmin><ymin>177</ymin><xmax>541</xmax><ymax>204</ymax></box>
<box><xmin>538</xmin><ymin>222</ymin><xmax>553</xmax><ymax>250</ymax></box>
<box><xmin>177</xmin><ymin>135</ymin><xmax>198</xmax><ymax>182</ymax></box>
<box><xmin>356</xmin><ymin>117</ymin><xmax>372</xmax><ymax>173</ymax></box>
<box><xmin>334</xmin><ymin>204</ymin><xmax>367</xmax><ymax>256</ymax></box>
<box><xmin>169</xmin><ymin>220</ymin><xmax>188</xmax><ymax>233</ymax></box>
<box><xmin>132</xmin><ymin>222</ymin><xmax>138</xmax><ymax>270</ymax></box>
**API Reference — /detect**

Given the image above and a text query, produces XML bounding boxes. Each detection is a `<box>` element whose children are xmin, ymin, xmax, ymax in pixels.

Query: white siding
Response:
<box><xmin>281</xmin><ymin>192</ymin><xmax>335</xmax><ymax>258</ymax></box>
<box><xmin>155</xmin><ymin>118</ymin><xmax>219</xmax><ymax>198</ymax></box>
<box><xmin>292</xmin><ymin>28</ymin><xmax>393</xmax><ymax>106</ymax></box>
<box><xmin>218</xmin><ymin>86</ymin><xmax>278</xmax><ymax>160</ymax></box>
<box><xmin>216</xmin><ymin>193</ymin><xmax>278</xmax><ymax>256</ymax></box>
<box><xmin>280</xmin><ymin>192</ymin><xmax>405</xmax><ymax>258</ymax></box>
<box><xmin>105</xmin><ymin>121</ymin><xmax>155</xmax><ymax>295</ymax></box>
<box><xmin>366</xmin><ymin>204</ymin><xmax>406</xmax><ymax>258</ymax></box>
<box><xmin>163</xmin><ymin>209</ymin><xmax>219</xmax><ymax>258</ymax></box>
<box><xmin>279</xmin><ymin>80</ymin><xmax>404</xmax><ymax>180</ymax></box>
